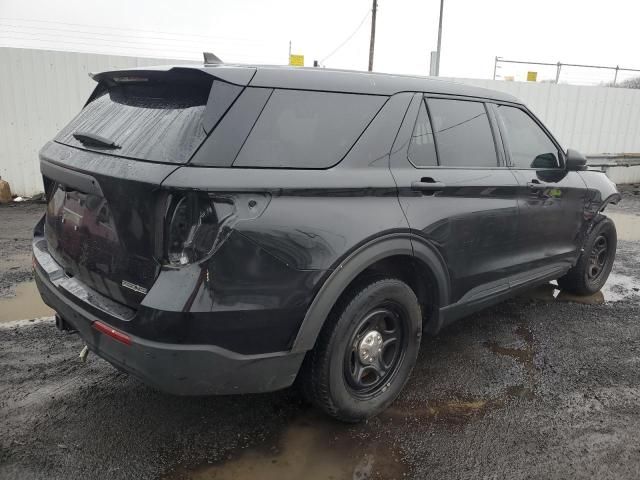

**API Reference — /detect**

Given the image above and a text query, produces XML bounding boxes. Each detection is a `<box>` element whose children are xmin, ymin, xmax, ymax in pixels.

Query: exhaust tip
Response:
<box><xmin>55</xmin><ymin>314</ymin><xmax>76</xmax><ymax>333</ymax></box>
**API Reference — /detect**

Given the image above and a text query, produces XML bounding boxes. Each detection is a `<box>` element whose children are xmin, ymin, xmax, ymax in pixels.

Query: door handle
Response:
<box><xmin>411</xmin><ymin>178</ymin><xmax>445</xmax><ymax>193</ymax></box>
<box><xmin>527</xmin><ymin>179</ymin><xmax>545</xmax><ymax>190</ymax></box>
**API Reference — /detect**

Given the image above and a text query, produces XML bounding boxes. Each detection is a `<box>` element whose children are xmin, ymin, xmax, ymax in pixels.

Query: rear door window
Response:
<box><xmin>233</xmin><ymin>89</ymin><xmax>386</xmax><ymax>168</ymax></box>
<box><xmin>496</xmin><ymin>105</ymin><xmax>560</xmax><ymax>169</ymax></box>
<box><xmin>426</xmin><ymin>98</ymin><xmax>498</xmax><ymax>167</ymax></box>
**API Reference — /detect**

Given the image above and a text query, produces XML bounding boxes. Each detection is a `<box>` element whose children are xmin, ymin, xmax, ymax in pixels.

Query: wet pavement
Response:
<box><xmin>1</xmin><ymin>194</ymin><xmax>640</xmax><ymax>479</ymax></box>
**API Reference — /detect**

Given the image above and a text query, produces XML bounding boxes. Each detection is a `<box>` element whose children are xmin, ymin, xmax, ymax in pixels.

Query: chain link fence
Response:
<box><xmin>492</xmin><ymin>57</ymin><xmax>640</xmax><ymax>87</ymax></box>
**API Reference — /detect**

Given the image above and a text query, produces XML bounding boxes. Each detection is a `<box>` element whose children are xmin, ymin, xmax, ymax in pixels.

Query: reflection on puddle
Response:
<box><xmin>486</xmin><ymin>339</ymin><xmax>534</xmax><ymax>368</ymax></box>
<box><xmin>0</xmin><ymin>281</ymin><xmax>53</xmax><ymax>323</ymax></box>
<box><xmin>165</xmin><ymin>414</ymin><xmax>407</xmax><ymax>480</ymax></box>
<box><xmin>387</xmin><ymin>383</ymin><xmax>535</xmax><ymax>426</ymax></box>
<box><xmin>386</xmin><ymin>398</ymin><xmax>494</xmax><ymax>425</ymax></box>
<box><xmin>486</xmin><ymin>324</ymin><xmax>537</xmax><ymax>381</ymax></box>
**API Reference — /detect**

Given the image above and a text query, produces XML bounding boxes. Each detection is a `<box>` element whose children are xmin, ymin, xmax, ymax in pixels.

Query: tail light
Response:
<box><xmin>165</xmin><ymin>192</ymin><xmax>270</xmax><ymax>266</ymax></box>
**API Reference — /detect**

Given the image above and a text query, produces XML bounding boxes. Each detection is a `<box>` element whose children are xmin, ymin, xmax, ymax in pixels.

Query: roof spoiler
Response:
<box><xmin>84</xmin><ymin>65</ymin><xmax>256</xmax><ymax>108</ymax></box>
<box><xmin>203</xmin><ymin>52</ymin><xmax>223</xmax><ymax>65</ymax></box>
<box><xmin>88</xmin><ymin>65</ymin><xmax>255</xmax><ymax>89</ymax></box>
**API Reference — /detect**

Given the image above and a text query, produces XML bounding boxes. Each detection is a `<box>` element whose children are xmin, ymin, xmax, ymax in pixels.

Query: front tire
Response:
<box><xmin>558</xmin><ymin>216</ymin><xmax>617</xmax><ymax>295</ymax></box>
<box><xmin>301</xmin><ymin>278</ymin><xmax>422</xmax><ymax>422</ymax></box>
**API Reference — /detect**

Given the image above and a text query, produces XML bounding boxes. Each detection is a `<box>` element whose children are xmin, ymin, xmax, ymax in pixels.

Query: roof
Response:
<box><xmin>91</xmin><ymin>63</ymin><xmax>520</xmax><ymax>103</ymax></box>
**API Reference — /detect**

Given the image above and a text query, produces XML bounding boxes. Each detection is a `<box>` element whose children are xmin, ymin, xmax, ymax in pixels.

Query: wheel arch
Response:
<box><xmin>290</xmin><ymin>233</ymin><xmax>450</xmax><ymax>353</ymax></box>
<box><xmin>597</xmin><ymin>192</ymin><xmax>623</xmax><ymax>213</ymax></box>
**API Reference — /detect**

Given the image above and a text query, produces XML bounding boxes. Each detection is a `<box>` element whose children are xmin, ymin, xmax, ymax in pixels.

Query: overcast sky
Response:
<box><xmin>0</xmin><ymin>0</ymin><xmax>638</xmax><ymax>83</ymax></box>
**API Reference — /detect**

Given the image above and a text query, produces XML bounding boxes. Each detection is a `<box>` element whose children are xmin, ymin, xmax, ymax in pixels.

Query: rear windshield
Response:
<box><xmin>56</xmin><ymin>79</ymin><xmax>212</xmax><ymax>164</ymax></box>
<box><xmin>233</xmin><ymin>89</ymin><xmax>386</xmax><ymax>169</ymax></box>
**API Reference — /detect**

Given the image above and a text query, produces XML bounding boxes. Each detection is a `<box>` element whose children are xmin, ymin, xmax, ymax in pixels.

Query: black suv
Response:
<box><xmin>34</xmin><ymin>63</ymin><xmax>620</xmax><ymax>421</ymax></box>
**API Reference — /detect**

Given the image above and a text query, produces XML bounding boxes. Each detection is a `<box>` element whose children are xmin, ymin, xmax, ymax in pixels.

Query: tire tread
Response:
<box><xmin>558</xmin><ymin>216</ymin><xmax>617</xmax><ymax>295</ymax></box>
<box><xmin>300</xmin><ymin>278</ymin><xmax>419</xmax><ymax>422</ymax></box>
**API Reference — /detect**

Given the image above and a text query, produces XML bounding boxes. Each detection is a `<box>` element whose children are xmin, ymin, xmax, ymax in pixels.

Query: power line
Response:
<box><xmin>0</xmin><ymin>18</ymin><xmax>288</xmax><ymax>64</ymax></box>
<box><xmin>320</xmin><ymin>9</ymin><xmax>371</xmax><ymax>64</ymax></box>
<box><xmin>0</xmin><ymin>22</ymin><xmax>264</xmax><ymax>48</ymax></box>
<box><xmin>0</xmin><ymin>33</ymin><xmax>206</xmax><ymax>55</ymax></box>
<box><xmin>0</xmin><ymin>16</ymin><xmax>258</xmax><ymax>43</ymax></box>
<box><xmin>0</xmin><ymin>31</ymin><xmax>268</xmax><ymax>58</ymax></box>
<box><xmin>0</xmin><ymin>34</ymin><xmax>266</xmax><ymax>63</ymax></box>
<box><xmin>0</xmin><ymin>24</ymin><xmax>284</xmax><ymax>63</ymax></box>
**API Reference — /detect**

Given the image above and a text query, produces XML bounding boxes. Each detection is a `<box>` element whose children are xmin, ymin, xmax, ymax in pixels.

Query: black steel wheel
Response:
<box><xmin>300</xmin><ymin>278</ymin><xmax>422</xmax><ymax>422</ymax></box>
<box><xmin>343</xmin><ymin>305</ymin><xmax>407</xmax><ymax>398</ymax></box>
<box><xmin>558</xmin><ymin>216</ymin><xmax>617</xmax><ymax>295</ymax></box>
<box><xmin>587</xmin><ymin>234</ymin><xmax>608</xmax><ymax>282</ymax></box>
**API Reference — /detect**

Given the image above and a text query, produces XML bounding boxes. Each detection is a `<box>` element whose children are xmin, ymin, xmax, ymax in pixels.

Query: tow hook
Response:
<box><xmin>79</xmin><ymin>345</ymin><xmax>90</xmax><ymax>363</ymax></box>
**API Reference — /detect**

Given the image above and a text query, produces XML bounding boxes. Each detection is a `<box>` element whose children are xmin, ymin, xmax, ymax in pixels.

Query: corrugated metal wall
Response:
<box><xmin>2</xmin><ymin>47</ymin><xmax>640</xmax><ymax>195</ymax></box>
<box><xmin>445</xmin><ymin>77</ymin><xmax>640</xmax><ymax>154</ymax></box>
<box><xmin>0</xmin><ymin>47</ymin><xmax>185</xmax><ymax>196</ymax></box>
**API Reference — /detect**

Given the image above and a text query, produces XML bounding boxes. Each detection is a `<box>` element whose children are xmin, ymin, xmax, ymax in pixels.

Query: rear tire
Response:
<box><xmin>558</xmin><ymin>216</ymin><xmax>617</xmax><ymax>295</ymax></box>
<box><xmin>300</xmin><ymin>278</ymin><xmax>422</xmax><ymax>422</ymax></box>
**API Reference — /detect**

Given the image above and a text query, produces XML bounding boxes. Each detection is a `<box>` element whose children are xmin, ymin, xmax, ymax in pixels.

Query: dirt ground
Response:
<box><xmin>1</xmin><ymin>193</ymin><xmax>640</xmax><ymax>480</ymax></box>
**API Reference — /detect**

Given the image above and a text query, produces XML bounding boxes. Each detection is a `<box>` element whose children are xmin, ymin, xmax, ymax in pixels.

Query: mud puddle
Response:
<box><xmin>0</xmin><ymin>281</ymin><xmax>53</xmax><ymax>323</ymax></box>
<box><xmin>485</xmin><ymin>338</ymin><xmax>534</xmax><ymax>371</ymax></box>
<box><xmin>164</xmin><ymin>413</ymin><xmax>408</xmax><ymax>480</ymax></box>
<box><xmin>601</xmin><ymin>271</ymin><xmax>640</xmax><ymax>302</ymax></box>
<box><xmin>390</xmin><ymin>323</ymin><xmax>537</xmax><ymax>424</ymax></box>
<box><xmin>607</xmin><ymin>212</ymin><xmax>640</xmax><ymax>242</ymax></box>
<box><xmin>386</xmin><ymin>383</ymin><xmax>535</xmax><ymax>427</ymax></box>
<box><xmin>386</xmin><ymin>397</ymin><xmax>497</xmax><ymax>425</ymax></box>
<box><xmin>487</xmin><ymin>323</ymin><xmax>533</xmax><ymax>358</ymax></box>
<box><xmin>521</xmin><ymin>272</ymin><xmax>639</xmax><ymax>305</ymax></box>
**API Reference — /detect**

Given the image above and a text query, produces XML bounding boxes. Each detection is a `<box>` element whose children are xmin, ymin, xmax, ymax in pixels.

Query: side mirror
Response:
<box><xmin>565</xmin><ymin>149</ymin><xmax>587</xmax><ymax>171</ymax></box>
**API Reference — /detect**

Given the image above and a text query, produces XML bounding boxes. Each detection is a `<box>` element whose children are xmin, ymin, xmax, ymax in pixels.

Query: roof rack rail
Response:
<box><xmin>203</xmin><ymin>52</ymin><xmax>223</xmax><ymax>65</ymax></box>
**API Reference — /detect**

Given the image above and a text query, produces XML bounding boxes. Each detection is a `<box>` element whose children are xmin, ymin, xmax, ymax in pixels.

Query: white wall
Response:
<box><xmin>2</xmin><ymin>47</ymin><xmax>640</xmax><ymax>195</ymax></box>
<box><xmin>0</xmin><ymin>47</ymin><xmax>186</xmax><ymax>196</ymax></box>
<box><xmin>445</xmin><ymin>77</ymin><xmax>640</xmax><ymax>155</ymax></box>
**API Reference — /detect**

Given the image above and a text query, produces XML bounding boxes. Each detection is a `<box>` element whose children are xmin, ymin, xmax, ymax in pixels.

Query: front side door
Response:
<box><xmin>493</xmin><ymin>104</ymin><xmax>588</xmax><ymax>274</ymax></box>
<box><xmin>390</xmin><ymin>94</ymin><xmax>521</xmax><ymax>305</ymax></box>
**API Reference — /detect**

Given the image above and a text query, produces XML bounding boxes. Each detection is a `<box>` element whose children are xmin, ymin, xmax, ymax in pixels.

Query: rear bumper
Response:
<box><xmin>33</xmin><ymin>242</ymin><xmax>305</xmax><ymax>395</ymax></box>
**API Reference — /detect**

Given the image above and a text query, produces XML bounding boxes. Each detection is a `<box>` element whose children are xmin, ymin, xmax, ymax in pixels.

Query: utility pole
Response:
<box><xmin>435</xmin><ymin>0</ymin><xmax>444</xmax><ymax>76</ymax></box>
<box><xmin>368</xmin><ymin>0</ymin><xmax>377</xmax><ymax>72</ymax></box>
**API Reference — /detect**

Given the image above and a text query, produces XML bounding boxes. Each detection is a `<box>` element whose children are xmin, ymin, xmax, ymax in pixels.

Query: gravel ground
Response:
<box><xmin>1</xmin><ymin>195</ymin><xmax>639</xmax><ymax>480</ymax></box>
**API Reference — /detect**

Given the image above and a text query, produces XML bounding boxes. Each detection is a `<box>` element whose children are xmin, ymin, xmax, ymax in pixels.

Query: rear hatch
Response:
<box><xmin>41</xmin><ymin>66</ymin><xmax>247</xmax><ymax>308</ymax></box>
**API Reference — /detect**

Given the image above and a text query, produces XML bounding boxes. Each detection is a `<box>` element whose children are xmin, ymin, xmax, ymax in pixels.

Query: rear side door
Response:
<box><xmin>389</xmin><ymin>94</ymin><xmax>520</xmax><ymax>305</ymax></box>
<box><xmin>493</xmin><ymin>104</ymin><xmax>587</xmax><ymax>274</ymax></box>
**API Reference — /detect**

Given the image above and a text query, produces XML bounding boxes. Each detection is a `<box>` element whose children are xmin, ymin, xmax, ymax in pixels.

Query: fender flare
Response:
<box><xmin>290</xmin><ymin>233</ymin><xmax>450</xmax><ymax>353</ymax></box>
<box><xmin>411</xmin><ymin>237</ymin><xmax>452</xmax><ymax>335</ymax></box>
<box><xmin>582</xmin><ymin>191</ymin><xmax>623</xmax><ymax>245</ymax></box>
<box><xmin>598</xmin><ymin>192</ymin><xmax>622</xmax><ymax>213</ymax></box>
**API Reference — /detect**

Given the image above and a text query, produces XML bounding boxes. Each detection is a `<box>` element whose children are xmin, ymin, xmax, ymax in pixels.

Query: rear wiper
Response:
<box><xmin>73</xmin><ymin>131</ymin><xmax>121</xmax><ymax>149</ymax></box>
